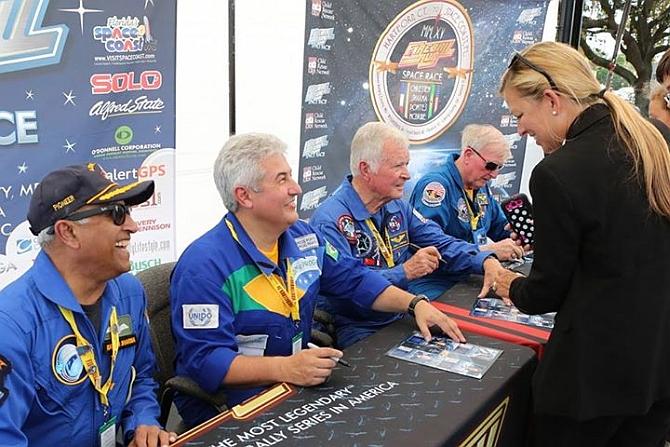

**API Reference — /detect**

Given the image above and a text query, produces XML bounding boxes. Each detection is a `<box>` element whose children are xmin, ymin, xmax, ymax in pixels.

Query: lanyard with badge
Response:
<box><xmin>364</xmin><ymin>219</ymin><xmax>395</xmax><ymax>267</ymax></box>
<box><xmin>224</xmin><ymin>219</ymin><xmax>303</xmax><ymax>354</ymax></box>
<box><xmin>461</xmin><ymin>189</ymin><xmax>488</xmax><ymax>246</ymax></box>
<box><xmin>58</xmin><ymin>305</ymin><xmax>120</xmax><ymax>447</ymax></box>
<box><xmin>461</xmin><ymin>189</ymin><xmax>481</xmax><ymax>231</ymax></box>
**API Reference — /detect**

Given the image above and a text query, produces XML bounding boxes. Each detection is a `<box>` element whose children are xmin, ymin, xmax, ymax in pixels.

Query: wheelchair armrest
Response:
<box><xmin>165</xmin><ymin>376</ymin><xmax>229</xmax><ymax>412</ymax></box>
<box><xmin>310</xmin><ymin>328</ymin><xmax>334</xmax><ymax>348</ymax></box>
<box><xmin>313</xmin><ymin>309</ymin><xmax>334</xmax><ymax>326</ymax></box>
<box><xmin>312</xmin><ymin>309</ymin><xmax>336</xmax><ymax>347</ymax></box>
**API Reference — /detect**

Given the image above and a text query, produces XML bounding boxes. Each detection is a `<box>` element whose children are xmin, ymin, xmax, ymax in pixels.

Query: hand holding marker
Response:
<box><xmin>307</xmin><ymin>342</ymin><xmax>351</xmax><ymax>367</ymax></box>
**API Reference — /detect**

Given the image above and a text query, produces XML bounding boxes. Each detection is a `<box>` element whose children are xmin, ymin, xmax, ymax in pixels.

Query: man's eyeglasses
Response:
<box><xmin>467</xmin><ymin>146</ymin><xmax>504</xmax><ymax>171</ymax></box>
<box><xmin>49</xmin><ymin>204</ymin><xmax>131</xmax><ymax>233</ymax></box>
<box><xmin>508</xmin><ymin>52</ymin><xmax>559</xmax><ymax>91</ymax></box>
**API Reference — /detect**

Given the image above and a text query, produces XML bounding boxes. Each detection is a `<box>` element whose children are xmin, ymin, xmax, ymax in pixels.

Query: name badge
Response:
<box><xmin>99</xmin><ymin>416</ymin><xmax>116</xmax><ymax>447</ymax></box>
<box><xmin>473</xmin><ymin>228</ymin><xmax>488</xmax><ymax>246</ymax></box>
<box><xmin>292</xmin><ymin>333</ymin><xmax>303</xmax><ymax>355</ymax></box>
<box><xmin>235</xmin><ymin>334</ymin><xmax>269</xmax><ymax>357</ymax></box>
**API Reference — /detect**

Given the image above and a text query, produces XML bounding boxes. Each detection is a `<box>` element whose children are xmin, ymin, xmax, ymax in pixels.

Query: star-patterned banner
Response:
<box><xmin>297</xmin><ymin>0</ymin><xmax>549</xmax><ymax>217</ymax></box>
<box><xmin>0</xmin><ymin>0</ymin><xmax>177</xmax><ymax>289</ymax></box>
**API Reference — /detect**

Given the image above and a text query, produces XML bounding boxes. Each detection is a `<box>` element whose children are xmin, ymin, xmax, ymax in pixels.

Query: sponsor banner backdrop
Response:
<box><xmin>0</xmin><ymin>0</ymin><xmax>176</xmax><ymax>289</ymax></box>
<box><xmin>298</xmin><ymin>0</ymin><xmax>549</xmax><ymax>216</ymax></box>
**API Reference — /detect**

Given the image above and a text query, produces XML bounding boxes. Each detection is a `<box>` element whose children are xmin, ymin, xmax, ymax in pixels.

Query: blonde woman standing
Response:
<box><xmin>494</xmin><ymin>42</ymin><xmax>670</xmax><ymax>446</ymax></box>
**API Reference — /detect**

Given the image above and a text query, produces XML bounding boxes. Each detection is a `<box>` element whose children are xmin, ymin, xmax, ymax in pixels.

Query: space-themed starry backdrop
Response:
<box><xmin>298</xmin><ymin>0</ymin><xmax>549</xmax><ymax>217</ymax></box>
<box><xmin>0</xmin><ymin>0</ymin><xmax>176</xmax><ymax>289</ymax></box>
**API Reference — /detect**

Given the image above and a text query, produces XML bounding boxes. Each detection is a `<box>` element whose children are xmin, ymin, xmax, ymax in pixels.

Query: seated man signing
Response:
<box><xmin>409</xmin><ymin>124</ymin><xmax>524</xmax><ymax>262</ymax></box>
<box><xmin>170</xmin><ymin>133</ymin><xmax>465</xmax><ymax>427</ymax></box>
<box><xmin>310</xmin><ymin>122</ymin><xmax>502</xmax><ymax>348</ymax></box>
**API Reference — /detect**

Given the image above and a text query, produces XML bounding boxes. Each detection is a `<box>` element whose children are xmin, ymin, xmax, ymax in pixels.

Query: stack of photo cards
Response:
<box><xmin>472</xmin><ymin>298</ymin><xmax>555</xmax><ymax>329</ymax></box>
<box><xmin>386</xmin><ymin>332</ymin><xmax>502</xmax><ymax>379</ymax></box>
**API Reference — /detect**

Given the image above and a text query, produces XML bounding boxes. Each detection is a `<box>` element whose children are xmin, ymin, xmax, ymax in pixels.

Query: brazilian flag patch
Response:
<box><xmin>325</xmin><ymin>240</ymin><xmax>339</xmax><ymax>261</ymax></box>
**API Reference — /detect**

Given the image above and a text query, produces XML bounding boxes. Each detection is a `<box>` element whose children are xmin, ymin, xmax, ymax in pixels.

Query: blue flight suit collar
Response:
<box><xmin>339</xmin><ymin>175</ymin><xmax>401</xmax><ymax>221</ymax></box>
<box><xmin>446</xmin><ymin>154</ymin><xmax>466</xmax><ymax>190</ymax></box>
<box><xmin>32</xmin><ymin>250</ymin><xmax>114</xmax><ymax>313</ymax></box>
<box><xmin>223</xmin><ymin>212</ymin><xmax>308</xmax><ymax>277</ymax></box>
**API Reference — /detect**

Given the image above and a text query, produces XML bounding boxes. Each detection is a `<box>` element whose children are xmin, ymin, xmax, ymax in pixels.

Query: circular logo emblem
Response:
<box><xmin>421</xmin><ymin>181</ymin><xmax>446</xmax><ymax>207</ymax></box>
<box><xmin>354</xmin><ymin>231</ymin><xmax>373</xmax><ymax>257</ymax></box>
<box><xmin>337</xmin><ymin>214</ymin><xmax>357</xmax><ymax>242</ymax></box>
<box><xmin>52</xmin><ymin>335</ymin><xmax>87</xmax><ymax>385</ymax></box>
<box><xmin>115</xmin><ymin>125</ymin><xmax>134</xmax><ymax>145</ymax></box>
<box><xmin>387</xmin><ymin>214</ymin><xmax>402</xmax><ymax>233</ymax></box>
<box><xmin>369</xmin><ymin>0</ymin><xmax>474</xmax><ymax>143</ymax></box>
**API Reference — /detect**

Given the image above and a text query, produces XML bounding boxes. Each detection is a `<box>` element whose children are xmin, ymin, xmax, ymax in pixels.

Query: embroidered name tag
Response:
<box><xmin>104</xmin><ymin>334</ymin><xmax>137</xmax><ymax>353</ymax></box>
<box><xmin>294</xmin><ymin>233</ymin><xmax>319</xmax><ymax>251</ymax></box>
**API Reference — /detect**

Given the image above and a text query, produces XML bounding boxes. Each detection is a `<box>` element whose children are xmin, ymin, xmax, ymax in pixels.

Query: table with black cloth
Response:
<box><xmin>172</xmin><ymin>317</ymin><xmax>537</xmax><ymax>447</ymax></box>
<box><xmin>433</xmin><ymin>261</ymin><xmax>551</xmax><ymax>358</ymax></box>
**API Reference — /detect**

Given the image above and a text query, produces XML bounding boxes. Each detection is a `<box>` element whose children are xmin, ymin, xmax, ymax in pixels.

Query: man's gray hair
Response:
<box><xmin>36</xmin><ymin>218</ymin><xmax>89</xmax><ymax>249</ymax></box>
<box><xmin>461</xmin><ymin>124</ymin><xmax>511</xmax><ymax>159</ymax></box>
<box><xmin>213</xmin><ymin>133</ymin><xmax>287</xmax><ymax>212</ymax></box>
<box><xmin>350</xmin><ymin>122</ymin><xmax>409</xmax><ymax>176</ymax></box>
<box><xmin>37</xmin><ymin>227</ymin><xmax>54</xmax><ymax>248</ymax></box>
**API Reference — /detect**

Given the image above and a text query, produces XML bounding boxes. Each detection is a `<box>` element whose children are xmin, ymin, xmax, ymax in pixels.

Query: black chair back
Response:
<box><xmin>136</xmin><ymin>262</ymin><xmax>176</xmax><ymax>425</ymax></box>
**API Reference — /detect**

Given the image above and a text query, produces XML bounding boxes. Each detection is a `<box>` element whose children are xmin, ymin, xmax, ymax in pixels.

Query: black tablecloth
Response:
<box><xmin>174</xmin><ymin>317</ymin><xmax>536</xmax><ymax>447</ymax></box>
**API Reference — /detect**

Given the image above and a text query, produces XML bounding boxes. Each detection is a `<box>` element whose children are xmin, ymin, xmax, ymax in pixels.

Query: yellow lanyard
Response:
<box><xmin>364</xmin><ymin>218</ymin><xmax>395</xmax><ymax>267</ymax></box>
<box><xmin>58</xmin><ymin>305</ymin><xmax>119</xmax><ymax>409</ymax></box>
<box><xmin>225</xmin><ymin>219</ymin><xmax>300</xmax><ymax>322</ymax></box>
<box><xmin>263</xmin><ymin>262</ymin><xmax>299</xmax><ymax>321</ymax></box>
<box><xmin>462</xmin><ymin>189</ymin><xmax>481</xmax><ymax>231</ymax></box>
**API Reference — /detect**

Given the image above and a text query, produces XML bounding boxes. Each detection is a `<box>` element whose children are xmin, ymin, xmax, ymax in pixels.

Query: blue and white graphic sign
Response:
<box><xmin>0</xmin><ymin>0</ymin><xmax>177</xmax><ymax>289</ymax></box>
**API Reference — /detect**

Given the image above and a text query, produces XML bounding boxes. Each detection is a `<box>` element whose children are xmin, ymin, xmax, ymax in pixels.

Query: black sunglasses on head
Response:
<box><xmin>468</xmin><ymin>146</ymin><xmax>504</xmax><ymax>171</ymax></box>
<box><xmin>508</xmin><ymin>52</ymin><xmax>559</xmax><ymax>91</ymax></box>
<box><xmin>61</xmin><ymin>203</ymin><xmax>130</xmax><ymax>228</ymax></box>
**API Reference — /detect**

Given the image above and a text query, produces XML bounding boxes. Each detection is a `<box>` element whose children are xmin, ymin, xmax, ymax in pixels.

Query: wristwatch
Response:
<box><xmin>407</xmin><ymin>294</ymin><xmax>429</xmax><ymax>317</ymax></box>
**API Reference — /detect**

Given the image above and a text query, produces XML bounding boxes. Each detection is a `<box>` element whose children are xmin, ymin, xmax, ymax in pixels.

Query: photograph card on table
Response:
<box><xmin>471</xmin><ymin>298</ymin><xmax>555</xmax><ymax>329</ymax></box>
<box><xmin>386</xmin><ymin>331</ymin><xmax>502</xmax><ymax>379</ymax></box>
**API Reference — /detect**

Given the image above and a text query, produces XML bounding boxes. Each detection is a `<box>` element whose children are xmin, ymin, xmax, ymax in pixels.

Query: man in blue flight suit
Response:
<box><xmin>170</xmin><ymin>133</ymin><xmax>466</xmax><ymax>428</ymax></box>
<box><xmin>410</xmin><ymin>124</ymin><xmax>525</xmax><ymax>264</ymax></box>
<box><xmin>0</xmin><ymin>164</ymin><xmax>175</xmax><ymax>447</ymax></box>
<box><xmin>310</xmin><ymin>122</ymin><xmax>503</xmax><ymax>348</ymax></box>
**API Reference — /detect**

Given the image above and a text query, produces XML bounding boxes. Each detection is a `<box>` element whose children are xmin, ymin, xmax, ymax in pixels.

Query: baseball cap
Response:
<box><xmin>28</xmin><ymin>163</ymin><xmax>155</xmax><ymax>235</ymax></box>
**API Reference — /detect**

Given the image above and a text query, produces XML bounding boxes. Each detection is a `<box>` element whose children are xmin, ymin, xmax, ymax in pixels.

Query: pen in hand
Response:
<box><xmin>307</xmin><ymin>342</ymin><xmax>351</xmax><ymax>367</ymax></box>
<box><xmin>409</xmin><ymin>243</ymin><xmax>446</xmax><ymax>265</ymax></box>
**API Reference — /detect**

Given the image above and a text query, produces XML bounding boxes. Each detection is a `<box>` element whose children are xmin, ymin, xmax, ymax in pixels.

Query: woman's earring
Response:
<box><xmin>551</xmin><ymin>110</ymin><xmax>558</xmax><ymax>116</ymax></box>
